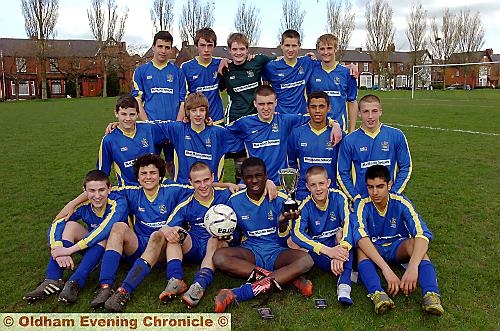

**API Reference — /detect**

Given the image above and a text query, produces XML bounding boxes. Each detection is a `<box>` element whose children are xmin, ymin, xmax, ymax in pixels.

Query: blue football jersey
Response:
<box><xmin>49</xmin><ymin>192</ymin><xmax>128</xmax><ymax>250</ymax></box>
<box><xmin>352</xmin><ymin>193</ymin><xmax>433</xmax><ymax>246</ymax></box>
<box><xmin>264</xmin><ymin>56</ymin><xmax>317</xmax><ymax>115</ymax></box>
<box><xmin>292</xmin><ymin>189</ymin><xmax>352</xmax><ymax>254</ymax></box>
<box><xmin>307</xmin><ymin>63</ymin><xmax>357</xmax><ymax>131</ymax></box>
<box><xmin>337</xmin><ymin>124</ymin><xmax>412</xmax><ymax>201</ymax></box>
<box><xmin>131</xmin><ymin>61</ymin><xmax>187</xmax><ymax>121</ymax></box>
<box><xmin>181</xmin><ymin>57</ymin><xmax>224</xmax><ymax>124</ymax></box>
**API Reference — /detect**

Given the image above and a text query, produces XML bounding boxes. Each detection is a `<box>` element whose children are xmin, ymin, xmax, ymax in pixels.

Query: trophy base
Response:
<box><xmin>284</xmin><ymin>200</ymin><xmax>298</xmax><ymax>214</ymax></box>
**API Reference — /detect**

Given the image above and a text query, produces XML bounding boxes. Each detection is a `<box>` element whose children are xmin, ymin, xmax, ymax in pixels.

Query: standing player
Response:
<box><xmin>212</xmin><ymin>157</ymin><xmax>314</xmax><ymax>313</ymax></box>
<box><xmin>288</xmin><ymin>91</ymin><xmax>344</xmax><ymax>201</ymax></box>
<box><xmin>337</xmin><ymin>94</ymin><xmax>412</xmax><ymax>201</ymax></box>
<box><xmin>352</xmin><ymin>165</ymin><xmax>443</xmax><ymax>315</ymax></box>
<box><xmin>181</xmin><ymin>28</ymin><xmax>224</xmax><ymax>125</ymax></box>
<box><xmin>98</xmin><ymin>95</ymin><xmax>166</xmax><ymax>186</ymax></box>
<box><xmin>291</xmin><ymin>166</ymin><xmax>354</xmax><ymax>305</ymax></box>
<box><xmin>307</xmin><ymin>34</ymin><xmax>358</xmax><ymax>132</ymax></box>
<box><xmin>102</xmin><ymin>162</ymin><xmax>229</xmax><ymax>310</ymax></box>
<box><xmin>23</xmin><ymin>170</ymin><xmax>128</xmax><ymax>304</ymax></box>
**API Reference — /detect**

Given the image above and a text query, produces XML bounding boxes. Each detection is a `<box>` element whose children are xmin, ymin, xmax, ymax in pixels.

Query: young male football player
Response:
<box><xmin>337</xmin><ymin>94</ymin><xmax>412</xmax><ymax>201</ymax></box>
<box><xmin>23</xmin><ymin>170</ymin><xmax>128</xmax><ymax>304</ymax></box>
<box><xmin>291</xmin><ymin>166</ymin><xmax>354</xmax><ymax>305</ymax></box>
<box><xmin>181</xmin><ymin>28</ymin><xmax>224</xmax><ymax>124</ymax></box>
<box><xmin>212</xmin><ymin>157</ymin><xmax>314</xmax><ymax>313</ymax></box>
<box><xmin>227</xmin><ymin>85</ymin><xmax>342</xmax><ymax>185</ymax></box>
<box><xmin>98</xmin><ymin>95</ymin><xmax>167</xmax><ymax>186</ymax></box>
<box><xmin>288</xmin><ymin>91</ymin><xmax>344</xmax><ymax>201</ymax></box>
<box><xmin>353</xmin><ymin>165</ymin><xmax>443</xmax><ymax>315</ymax></box>
<box><xmin>307</xmin><ymin>34</ymin><xmax>358</xmax><ymax>132</ymax></box>
<box><xmin>102</xmin><ymin>162</ymin><xmax>229</xmax><ymax>310</ymax></box>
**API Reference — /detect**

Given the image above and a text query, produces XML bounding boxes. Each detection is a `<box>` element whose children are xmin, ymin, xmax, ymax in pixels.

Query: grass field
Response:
<box><xmin>0</xmin><ymin>89</ymin><xmax>499</xmax><ymax>330</ymax></box>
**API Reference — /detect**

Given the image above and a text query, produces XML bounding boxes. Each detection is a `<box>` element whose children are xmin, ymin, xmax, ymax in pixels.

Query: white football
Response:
<box><xmin>203</xmin><ymin>204</ymin><xmax>237</xmax><ymax>238</ymax></box>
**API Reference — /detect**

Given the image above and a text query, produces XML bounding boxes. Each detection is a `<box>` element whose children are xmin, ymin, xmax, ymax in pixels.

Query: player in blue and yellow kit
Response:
<box><xmin>337</xmin><ymin>94</ymin><xmax>412</xmax><ymax>201</ymax></box>
<box><xmin>264</xmin><ymin>30</ymin><xmax>317</xmax><ymax>115</ymax></box>
<box><xmin>212</xmin><ymin>157</ymin><xmax>314</xmax><ymax>313</ymax></box>
<box><xmin>291</xmin><ymin>166</ymin><xmax>354</xmax><ymax>305</ymax></box>
<box><xmin>307</xmin><ymin>34</ymin><xmax>358</xmax><ymax>132</ymax></box>
<box><xmin>23</xmin><ymin>170</ymin><xmax>128</xmax><ymax>304</ymax></box>
<box><xmin>181</xmin><ymin>28</ymin><xmax>224</xmax><ymax>125</ymax></box>
<box><xmin>288</xmin><ymin>91</ymin><xmax>344</xmax><ymax>201</ymax></box>
<box><xmin>352</xmin><ymin>165</ymin><xmax>443</xmax><ymax>315</ymax></box>
<box><xmin>157</xmin><ymin>92</ymin><xmax>242</xmax><ymax>184</ymax></box>
<box><xmin>98</xmin><ymin>95</ymin><xmax>166</xmax><ymax>186</ymax></box>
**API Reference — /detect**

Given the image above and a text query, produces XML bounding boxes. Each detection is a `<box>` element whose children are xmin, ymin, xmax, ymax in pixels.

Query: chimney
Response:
<box><xmin>486</xmin><ymin>48</ymin><xmax>493</xmax><ymax>56</ymax></box>
<box><xmin>182</xmin><ymin>40</ymin><xmax>188</xmax><ymax>48</ymax></box>
<box><xmin>388</xmin><ymin>43</ymin><xmax>395</xmax><ymax>52</ymax></box>
<box><xmin>355</xmin><ymin>47</ymin><xmax>362</xmax><ymax>52</ymax></box>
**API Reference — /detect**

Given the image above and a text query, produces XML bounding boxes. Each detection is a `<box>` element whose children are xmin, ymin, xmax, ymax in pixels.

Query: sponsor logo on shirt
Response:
<box><xmin>361</xmin><ymin>159</ymin><xmax>391</xmax><ymax>168</ymax></box>
<box><xmin>151</xmin><ymin>87</ymin><xmax>173</xmax><ymax>94</ymax></box>
<box><xmin>141</xmin><ymin>220</ymin><xmax>167</xmax><ymax>228</ymax></box>
<box><xmin>196</xmin><ymin>84</ymin><xmax>219</xmax><ymax>93</ymax></box>
<box><xmin>233</xmin><ymin>82</ymin><xmax>258</xmax><ymax>92</ymax></box>
<box><xmin>252</xmin><ymin>139</ymin><xmax>280</xmax><ymax>149</ymax></box>
<box><xmin>185</xmin><ymin>150</ymin><xmax>212</xmax><ymax>160</ymax></box>
<box><xmin>280</xmin><ymin>80</ymin><xmax>305</xmax><ymax>89</ymax></box>
<box><xmin>325</xmin><ymin>90</ymin><xmax>341</xmax><ymax>97</ymax></box>
<box><xmin>248</xmin><ymin>227</ymin><xmax>276</xmax><ymax>237</ymax></box>
<box><xmin>381</xmin><ymin>141</ymin><xmax>390</xmax><ymax>152</ymax></box>
<box><xmin>303</xmin><ymin>157</ymin><xmax>332</xmax><ymax>164</ymax></box>
<box><xmin>311</xmin><ymin>227</ymin><xmax>341</xmax><ymax>239</ymax></box>
<box><xmin>120</xmin><ymin>146</ymin><xmax>128</xmax><ymax>152</ymax></box>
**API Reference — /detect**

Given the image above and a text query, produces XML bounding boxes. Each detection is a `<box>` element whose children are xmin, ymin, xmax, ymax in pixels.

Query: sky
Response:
<box><xmin>1</xmin><ymin>0</ymin><xmax>499</xmax><ymax>55</ymax></box>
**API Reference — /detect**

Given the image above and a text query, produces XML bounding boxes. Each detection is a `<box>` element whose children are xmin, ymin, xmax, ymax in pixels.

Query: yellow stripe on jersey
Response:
<box><xmin>173</xmin><ymin>150</ymin><xmax>179</xmax><ymax>182</ymax></box>
<box><xmin>293</xmin><ymin>197</ymin><xmax>326</xmax><ymax>254</ymax></box>
<box><xmin>77</xmin><ymin>199</ymin><xmax>118</xmax><ymax>250</ymax></box>
<box><xmin>355</xmin><ymin>197</ymin><xmax>370</xmax><ymax>238</ymax></box>
<box><xmin>217</xmin><ymin>157</ymin><xmax>225</xmax><ymax>182</ymax></box>
<box><xmin>49</xmin><ymin>217</ymin><xmax>66</xmax><ymax>248</ymax></box>
<box><xmin>167</xmin><ymin>195</ymin><xmax>194</xmax><ymax>224</ymax></box>
<box><xmin>396</xmin><ymin>134</ymin><xmax>413</xmax><ymax>194</ymax></box>
<box><xmin>390</xmin><ymin>194</ymin><xmax>429</xmax><ymax>242</ymax></box>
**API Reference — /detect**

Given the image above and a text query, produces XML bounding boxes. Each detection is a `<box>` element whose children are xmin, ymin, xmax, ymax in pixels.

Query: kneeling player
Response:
<box><xmin>291</xmin><ymin>166</ymin><xmax>354</xmax><ymax>305</ymax></box>
<box><xmin>23</xmin><ymin>170</ymin><xmax>128</xmax><ymax>304</ymax></box>
<box><xmin>353</xmin><ymin>165</ymin><xmax>443</xmax><ymax>315</ymax></box>
<box><xmin>159</xmin><ymin>161</ymin><xmax>230</xmax><ymax>307</ymax></box>
<box><xmin>212</xmin><ymin>157</ymin><xmax>314</xmax><ymax>313</ymax></box>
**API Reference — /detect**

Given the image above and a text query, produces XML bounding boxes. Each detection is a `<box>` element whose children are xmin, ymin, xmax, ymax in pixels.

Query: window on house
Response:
<box><xmin>16</xmin><ymin>58</ymin><xmax>27</xmax><ymax>73</ymax></box>
<box><xmin>49</xmin><ymin>58</ymin><xmax>58</xmax><ymax>72</ymax></box>
<box><xmin>51</xmin><ymin>80</ymin><xmax>62</xmax><ymax>94</ymax></box>
<box><xmin>11</xmin><ymin>80</ymin><xmax>30</xmax><ymax>95</ymax></box>
<box><xmin>399</xmin><ymin>63</ymin><xmax>404</xmax><ymax>72</ymax></box>
<box><xmin>455</xmin><ymin>69</ymin><xmax>460</xmax><ymax>77</ymax></box>
<box><xmin>363</xmin><ymin>63</ymin><xmax>369</xmax><ymax>72</ymax></box>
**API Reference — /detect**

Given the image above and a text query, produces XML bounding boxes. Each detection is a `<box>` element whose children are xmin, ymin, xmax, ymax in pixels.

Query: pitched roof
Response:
<box><xmin>0</xmin><ymin>38</ymin><xmax>101</xmax><ymax>58</ymax></box>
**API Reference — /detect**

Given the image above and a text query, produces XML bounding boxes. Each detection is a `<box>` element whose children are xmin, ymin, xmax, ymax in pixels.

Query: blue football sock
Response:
<box><xmin>121</xmin><ymin>258</ymin><xmax>152</xmax><ymax>293</ymax></box>
<box><xmin>166</xmin><ymin>259</ymin><xmax>183</xmax><ymax>280</ymax></box>
<box><xmin>358</xmin><ymin>259</ymin><xmax>384</xmax><ymax>294</ymax></box>
<box><xmin>193</xmin><ymin>268</ymin><xmax>214</xmax><ymax>289</ymax></box>
<box><xmin>232</xmin><ymin>283</ymin><xmax>254</xmax><ymax>302</ymax></box>
<box><xmin>338</xmin><ymin>250</ymin><xmax>354</xmax><ymax>286</ymax></box>
<box><xmin>99</xmin><ymin>250</ymin><xmax>122</xmax><ymax>286</ymax></box>
<box><xmin>418</xmin><ymin>260</ymin><xmax>440</xmax><ymax>295</ymax></box>
<box><xmin>45</xmin><ymin>240</ymin><xmax>74</xmax><ymax>280</ymax></box>
<box><xmin>68</xmin><ymin>245</ymin><xmax>105</xmax><ymax>288</ymax></box>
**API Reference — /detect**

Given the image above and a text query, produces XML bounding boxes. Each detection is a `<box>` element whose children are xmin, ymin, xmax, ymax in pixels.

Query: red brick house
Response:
<box><xmin>444</xmin><ymin>49</ymin><xmax>499</xmax><ymax>88</ymax></box>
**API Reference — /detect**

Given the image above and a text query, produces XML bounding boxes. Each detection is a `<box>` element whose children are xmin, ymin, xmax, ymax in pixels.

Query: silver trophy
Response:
<box><xmin>278</xmin><ymin>168</ymin><xmax>299</xmax><ymax>213</ymax></box>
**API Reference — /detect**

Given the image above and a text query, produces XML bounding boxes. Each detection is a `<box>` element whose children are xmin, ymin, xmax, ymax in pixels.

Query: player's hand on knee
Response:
<box><xmin>324</xmin><ymin>245</ymin><xmax>349</xmax><ymax>261</ymax></box>
<box><xmin>51</xmin><ymin>246</ymin><xmax>69</xmax><ymax>259</ymax></box>
<box><xmin>400</xmin><ymin>265</ymin><xmax>419</xmax><ymax>295</ymax></box>
<box><xmin>330</xmin><ymin>259</ymin><xmax>344</xmax><ymax>276</ymax></box>
<box><xmin>105</xmin><ymin>122</ymin><xmax>119</xmax><ymax>134</ymax></box>
<box><xmin>161</xmin><ymin>226</ymin><xmax>181</xmax><ymax>243</ymax></box>
<box><xmin>382</xmin><ymin>267</ymin><xmax>400</xmax><ymax>296</ymax></box>
<box><xmin>56</xmin><ymin>256</ymin><xmax>74</xmax><ymax>270</ymax></box>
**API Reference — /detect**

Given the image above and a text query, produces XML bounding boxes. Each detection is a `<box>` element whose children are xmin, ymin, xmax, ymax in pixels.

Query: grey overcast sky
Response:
<box><xmin>1</xmin><ymin>0</ymin><xmax>499</xmax><ymax>54</ymax></box>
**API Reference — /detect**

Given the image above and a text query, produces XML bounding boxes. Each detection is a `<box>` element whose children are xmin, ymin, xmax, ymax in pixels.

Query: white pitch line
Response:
<box><xmin>385</xmin><ymin>123</ymin><xmax>500</xmax><ymax>136</ymax></box>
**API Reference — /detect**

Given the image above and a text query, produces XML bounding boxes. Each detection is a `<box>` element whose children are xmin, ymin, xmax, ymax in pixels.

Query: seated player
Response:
<box><xmin>159</xmin><ymin>161</ymin><xmax>231</xmax><ymax>307</ymax></box>
<box><xmin>227</xmin><ymin>85</ymin><xmax>343</xmax><ymax>185</ymax></box>
<box><xmin>98</xmin><ymin>95</ymin><xmax>167</xmax><ymax>186</ymax></box>
<box><xmin>337</xmin><ymin>94</ymin><xmax>412</xmax><ymax>201</ymax></box>
<box><xmin>23</xmin><ymin>170</ymin><xmax>128</xmax><ymax>304</ymax></box>
<box><xmin>288</xmin><ymin>91</ymin><xmax>345</xmax><ymax>201</ymax></box>
<box><xmin>352</xmin><ymin>165</ymin><xmax>443</xmax><ymax>315</ymax></box>
<box><xmin>290</xmin><ymin>166</ymin><xmax>354</xmax><ymax>305</ymax></box>
<box><xmin>212</xmin><ymin>157</ymin><xmax>314</xmax><ymax>313</ymax></box>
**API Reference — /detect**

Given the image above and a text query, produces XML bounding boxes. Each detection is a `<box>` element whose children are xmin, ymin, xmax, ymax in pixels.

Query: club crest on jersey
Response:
<box><xmin>326</xmin><ymin>141</ymin><xmax>334</xmax><ymax>150</ymax></box>
<box><xmin>120</xmin><ymin>146</ymin><xmax>128</xmax><ymax>152</ymax></box>
<box><xmin>205</xmin><ymin>138</ymin><xmax>212</xmax><ymax>147</ymax></box>
<box><xmin>334</xmin><ymin>76</ymin><xmax>340</xmax><ymax>85</ymax></box>
<box><xmin>390</xmin><ymin>218</ymin><xmax>397</xmax><ymax>228</ymax></box>
<box><xmin>247</xmin><ymin>70</ymin><xmax>254</xmax><ymax>78</ymax></box>
<box><xmin>381</xmin><ymin>141</ymin><xmax>389</xmax><ymax>152</ymax></box>
<box><xmin>299</xmin><ymin>66</ymin><xmax>304</xmax><ymax>75</ymax></box>
<box><xmin>272</xmin><ymin>123</ymin><xmax>279</xmax><ymax>132</ymax></box>
<box><xmin>268</xmin><ymin>210</ymin><xmax>274</xmax><ymax>220</ymax></box>
<box><xmin>167</xmin><ymin>74</ymin><xmax>174</xmax><ymax>82</ymax></box>
<box><xmin>159</xmin><ymin>205</ymin><xmax>167</xmax><ymax>214</ymax></box>
<box><xmin>359</xmin><ymin>146</ymin><xmax>368</xmax><ymax>152</ymax></box>
<box><xmin>141</xmin><ymin>138</ymin><xmax>149</xmax><ymax>148</ymax></box>
<box><xmin>213</xmin><ymin>71</ymin><xmax>218</xmax><ymax>79</ymax></box>
<box><xmin>330</xmin><ymin>212</ymin><xmax>337</xmax><ymax>222</ymax></box>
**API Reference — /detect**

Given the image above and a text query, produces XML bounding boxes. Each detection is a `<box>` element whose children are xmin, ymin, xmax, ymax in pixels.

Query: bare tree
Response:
<box><xmin>429</xmin><ymin>8</ymin><xmax>459</xmax><ymax>88</ymax></box>
<box><xmin>88</xmin><ymin>0</ymin><xmax>128</xmax><ymax>97</ymax></box>
<box><xmin>234</xmin><ymin>1</ymin><xmax>261</xmax><ymax>46</ymax></box>
<box><xmin>365</xmin><ymin>0</ymin><xmax>394</xmax><ymax>86</ymax></box>
<box><xmin>406</xmin><ymin>3</ymin><xmax>427</xmax><ymax>62</ymax></box>
<box><xmin>21</xmin><ymin>0</ymin><xmax>59</xmax><ymax>100</ymax></box>
<box><xmin>178</xmin><ymin>0</ymin><xmax>215</xmax><ymax>44</ymax></box>
<box><xmin>325</xmin><ymin>0</ymin><xmax>355</xmax><ymax>60</ymax></box>
<box><xmin>456</xmin><ymin>9</ymin><xmax>485</xmax><ymax>88</ymax></box>
<box><xmin>277</xmin><ymin>0</ymin><xmax>305</xmax><ymax>43</ymax></box>
<box><xmin>151</xmin><ymin>0</ymin><xmax>174</xmax><ymax>33</ymax></box>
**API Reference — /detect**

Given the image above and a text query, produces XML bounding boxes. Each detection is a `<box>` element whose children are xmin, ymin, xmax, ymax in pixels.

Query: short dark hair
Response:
<box><xmin>241</xmin><ymin>157</ymin><xmax>266</xmax><ymax>176</ymax></box>
<box><xmin>133</xmin><ymin>154</ymin><xmax>166</xmax><ymax>180</ymax></box>
<box><xmin>115</xmin><ymin>95</ymin><xmax>139</xmax><ymax>113</ymax></box>
<box><xmin>153</xmin><ymin>31</ymin><xmax>173</xmax><ymax>46</ymax></box>
<box><xmin>359</xmin><ymin>94</ymin><xmax>381</xmax><ymax>108</ymax></box>
<box><xmin>305</xmin><ymin>166</ymin><xmax>328</xmax><ymax>183</ymax></box>
<box><xmin>307</xmin><ymin>91</ymin><xmax>330</xmax><ymax>107</ymax></box>
<box><xmin>83</xmin><ymin>170</ymin><xmax>110</xmax><ymax>188</ymax></box>
<box><xmin>365</xmin><ymin>165</ymin><xmax>391</xmax><ymax>183</ymax></box>
<box><xmin>281</xmin><ymin>29</ymin><xmax>301</xmax><ymax>44</ymax></box>
<box><xmin>254</xmin><ymin>85</ymin><xmax>276</xmax><ymax>99</ymax></box>
<box><xmin>195</xmin><ymin>27</ymin><xmax>217</xmax><ymax>46</ymax></box>
<box><xmin>189</xmin><ymin>161</ymin><xmax>212</xmax><ymax>177</ymax></box>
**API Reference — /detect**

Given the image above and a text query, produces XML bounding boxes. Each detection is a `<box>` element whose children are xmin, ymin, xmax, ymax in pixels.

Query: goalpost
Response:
<box><xmin>411</xmin><ymin>61</ymin><xmax>500</xmax><ymax>99</ymax></box>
